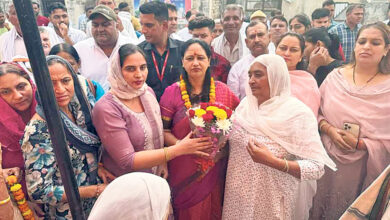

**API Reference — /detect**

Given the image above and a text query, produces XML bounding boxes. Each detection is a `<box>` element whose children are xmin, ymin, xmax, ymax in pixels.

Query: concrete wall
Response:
<box><xmin>281</xmin><ymin>0</ymin><xmax>322</xmax><ymax>21</ymax></box>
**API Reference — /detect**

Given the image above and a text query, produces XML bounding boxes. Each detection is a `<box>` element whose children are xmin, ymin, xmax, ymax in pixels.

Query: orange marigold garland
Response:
<box><xmin>180</xmin><ymin>75</ymin><xmax>216</xmax><ymax>109</ymax></box>
<box><xmin>7</xmin><ymin>175</ymin><xmax>35</xmax><ymax>220</ymax></box>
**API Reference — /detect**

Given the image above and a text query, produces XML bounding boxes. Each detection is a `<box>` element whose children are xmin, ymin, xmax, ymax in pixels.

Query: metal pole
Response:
<box><xmin>12</xmin><ymin>0</ymin><xmax>85</xmax><ymax>219</ymax></box>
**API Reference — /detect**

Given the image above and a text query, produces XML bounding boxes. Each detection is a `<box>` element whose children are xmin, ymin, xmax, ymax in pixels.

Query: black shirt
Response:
<box><xmin>138</xmin><ymin>38</ymin><xmax>183</xmax><ymax>101</ymax></box>
<box><xmin>315</xmin><ymin>60</ymin><xmax>343</xmax><ymax>87</ymax></box>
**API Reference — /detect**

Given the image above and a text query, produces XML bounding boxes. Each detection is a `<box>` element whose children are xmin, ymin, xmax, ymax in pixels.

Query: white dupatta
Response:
<box><xmin>233</xmin><ymin>54</ymin><xmax>337</xmax><ymax>219</ymax></box>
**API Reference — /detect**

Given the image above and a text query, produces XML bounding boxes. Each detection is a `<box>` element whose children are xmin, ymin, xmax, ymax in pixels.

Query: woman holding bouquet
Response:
<box><xmin>222</xmin><ymin>54</ymin><xmax>336</xmax><ymax>220</ymax></box>
<box><xmin>93</xmin><ymin>43</ymin><xmax>213</xmax><ymax>178</ymax></box>
<box><xmin>160</xmin><ymin>39</ymin><xmax>239</xmax><ymax>219</ymax></box>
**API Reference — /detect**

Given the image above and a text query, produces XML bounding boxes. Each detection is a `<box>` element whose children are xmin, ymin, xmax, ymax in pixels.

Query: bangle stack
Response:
<box><xmin>163</xmin><ymin>147</ymin><xmax>170</xmax><ymax>162</ymax></box>
<box><xmin>283</xmin><ymin>158</ymin><xmax>289</xmax><ymax>173</ymax></box>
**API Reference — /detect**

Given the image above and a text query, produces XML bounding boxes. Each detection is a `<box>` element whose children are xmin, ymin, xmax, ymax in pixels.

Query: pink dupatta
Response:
<box><xmin>319</xmin><ymin>69</ymin><xmax>390</xmax><ymax>187</ymax></box>
<box><xmin>289</xmin><ymin>70</ymin><xmax>321</xmax><ymax>117</ymax></box>
<box><xmin>0</xmin><ymin>79</ymin><xmax>36</xmax><ymax>195</ymax></box>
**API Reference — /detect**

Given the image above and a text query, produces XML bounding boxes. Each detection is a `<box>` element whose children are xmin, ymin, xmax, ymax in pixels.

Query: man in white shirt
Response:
<box><xmin>177</xmin><ymin>9</ymin><xmax>198</xmax><ymax>41</ymax></box>
<box><xmin>86</xmin><ymin>0</ymin><xmax>138</xmax><ymax>42</ymax></box>
<box><xmin>212</xmin><ymin>4</ymin><xmax>249</xmax><ymax>66</ymax></box>
<box><xmin>0</xmin><ymin>4</ymin><xmax>27</xmax><ymax>61</ymax></box>
<box><xmin>227</xmin><ymin>20</ymin><xmax>269</xmax><ymax>100</ymax></box>
<box><xmin>46</xmin><ymin>3</ymin><xmax>86</xmax><ymax>46</ymax></box>
<box><xmin>74</xmin><ymin>5</ymin><xmax>136</xmax><ymax>91</ymax></box>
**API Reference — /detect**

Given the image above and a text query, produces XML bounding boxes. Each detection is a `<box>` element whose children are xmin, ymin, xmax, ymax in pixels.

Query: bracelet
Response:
<box><xmin>163</xmin><ymin>147</ymin><xmax>170</xmax><ymax>162</ymax></box>
<box><xmin>283</xmin><ymin>158</ymin><xmax>289</xmax><ymax>173</ymax></box>
<box><xmin>98</xmin><ymin>162</ymin><xmax>104</xmax><ymax>167</ymax></box>
<box><xmin>319</xmin><ymin>120</ymin><xmax>328</xmax><ymax>133</ymax></box>
<box><xmin>0</xmin><ymin>196</ymin><xmax>10</xmax><ymax>205</ymax></box>
<box><xmin>95</xmin><ymin>184</ymin><xmax>101</xmax><ymax>197</ymax></box>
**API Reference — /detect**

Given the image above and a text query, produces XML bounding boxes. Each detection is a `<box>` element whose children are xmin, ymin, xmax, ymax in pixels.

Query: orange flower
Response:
<box><xmin>18</xmin><ymin>202</ymin><xmax>29</xmax><ymax>210</ymax></box>
<box><xmin>13</xmin><ymin>189</ymin><xmax>24</xmax><ymax>197</ymax></box>
<box><xmin>180</xmin><ymin>76</ymin><xmax>216</xmax><ymax>109</ymax></box>
<box><xmin>6</xmin><ymin>175</ymin><xmax>18</xmax><ymax>186</ymax></box>
<box><xmin>14</xmin><ymin>193</ymin><xmax>26</xmax><ymax>201</ymax></box>
<box><xmin>19</xmin><ymin>203</ymin><xmax>30</xmax><ymax>213</ymax></box>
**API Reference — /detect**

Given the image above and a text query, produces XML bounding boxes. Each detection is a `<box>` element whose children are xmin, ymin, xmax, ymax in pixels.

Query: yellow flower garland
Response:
<box><xmin>180</xmin><ymin>75</ymin><xmax>216</xmax><ymax>109</ymax></box>
<box><xmin>7</xmin><ymin>176</ymin><xmax>35</xmax><ymax>220</ymax></box>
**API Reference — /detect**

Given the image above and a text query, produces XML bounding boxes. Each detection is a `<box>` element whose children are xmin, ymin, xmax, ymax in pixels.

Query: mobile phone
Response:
<box><xmin>343</xmin><ymin>122</ymin><xmax>360</xmax><ymax>138</ymax></box>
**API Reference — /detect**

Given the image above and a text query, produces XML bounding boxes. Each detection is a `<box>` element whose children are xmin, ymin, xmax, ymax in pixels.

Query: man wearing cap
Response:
<box><xmin>227</xmin><ymin>20</ymin><xmax>270</xmax><ymax>100</ymax></box>
<box><xmin>86</xmin><ymin>0</ymin><xmax>138</xmax><ymax>42</ymax></box>
<box><xmin>46</xmin><ymin>2</ymin><xmax>86</xmax><ymax>46</ymax></box>
<box><xmin>74</xmin><ymin>5</ymin><xmax>136</xmax><ymax>91</ymax></box>
<box><xmin>138</xmin><ymin>1</ymin><xmax>183</xmax><ymax>101</ymax></box>
<box><xmin>250</xmin><ymin>10</ymin><xmax>267</xmax><ymax>23</ymax></box>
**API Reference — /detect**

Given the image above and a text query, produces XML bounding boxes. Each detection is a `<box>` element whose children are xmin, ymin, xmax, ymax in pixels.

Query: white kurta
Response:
<box><xmin>74</xmin><ymin>34</ymin><xmax>136</xmax><ymax>91</ymax></box>
<box><xmin>227</xmin><ymin>54</ymin><xmax>255</xmax><ymax>100</ymax></box>
<box><xmin>222</xmin><ymin>125</ymin><xmax>324</xmax><ymax>220</ymax></box>
<box><xmin>46</xmin><ymin>26</ymin><xmax>87</xmax><ymax>46</ymax></box>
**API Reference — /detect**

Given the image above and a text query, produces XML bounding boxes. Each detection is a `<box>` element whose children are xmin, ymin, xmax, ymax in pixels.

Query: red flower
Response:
<box><xmin>206</xmin><ymin>110</ymin><xmax>214</xmax><ymax>115</ymax></box>
<box><xmin>202</xmin><ymin>113</ymin><xmax>214</xmax><ymax>122</ymax></box>
<box><xmin>226</xmin><ymin>109</ymin><xmax>233</xmax><ymax>118</ymax></box>
<box><xmin>189</xmin><ymin>109</ymin><xmax>195</xmax><ymax>118</ymax></box>
<box><xmin>200</xmin><ymin>103</ymin><xmax>208</xmax><ymax>110</ymax></box>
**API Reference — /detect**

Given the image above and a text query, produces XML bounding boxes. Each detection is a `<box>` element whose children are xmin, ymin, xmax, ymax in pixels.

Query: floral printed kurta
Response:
<box><xmin>222</xmin><ymin>126</ymin><xmax>325</xmax><ymax>220</ymax></box>
<box><xmin>21</xmin><ymin>120</ymin><xmax>96</xmax><ymax>219</ymax></box>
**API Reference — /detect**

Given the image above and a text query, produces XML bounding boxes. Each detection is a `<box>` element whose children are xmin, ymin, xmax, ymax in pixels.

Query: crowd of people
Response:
<box><xmin>0</xmin><ymin>0</ymin><xmax>389</xmax><ymax>219</ymax></box>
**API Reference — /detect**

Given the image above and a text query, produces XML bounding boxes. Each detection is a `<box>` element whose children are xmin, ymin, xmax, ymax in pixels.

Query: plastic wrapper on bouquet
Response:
<box><xmin>188</xmin><ymin>102</ymin><xmax>234</xmax><ymax>174</ymax></box>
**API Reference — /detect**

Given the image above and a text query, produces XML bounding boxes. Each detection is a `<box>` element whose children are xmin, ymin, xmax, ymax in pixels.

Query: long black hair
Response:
<box><xmin>304</xmin><ymin>28</ymin><xmax>343</xmax><ymax>60</ymax></box>
<box><xmin>49</xmin><ymin>43</ymin><xmax>81</xmax><ymax>63</ymax></box>
<box><xmin>180</xmin><ymin>39</ymin><xmax>212</xmax><ymax>103</ymax></box>
<box><xmin>276</xmin><ymin>32</ymin><xmax>307</xmax><ymax>70</ymax></box>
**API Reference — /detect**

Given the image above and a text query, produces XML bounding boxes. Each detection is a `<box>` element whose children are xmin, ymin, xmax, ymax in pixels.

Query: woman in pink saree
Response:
<box><xmin>310</xmin><ymin>22</ymin><xmax>390</xmax><ymax>219</ymax></box>
<box><xmin>160</xmin><ymin>39</ymin><xmax>239</xmax><ymax>219</ymax></box>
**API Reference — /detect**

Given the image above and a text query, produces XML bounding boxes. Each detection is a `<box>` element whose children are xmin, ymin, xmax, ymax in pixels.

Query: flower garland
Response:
<box><xmin>180</xmin><ymin>75</ymin><xmax>216</xmax><ymax>109</ymax></box>
<box><xmin>7</xmin><ymin>175</ymin><xmax>35</xmax><ymax>220</ymax></box>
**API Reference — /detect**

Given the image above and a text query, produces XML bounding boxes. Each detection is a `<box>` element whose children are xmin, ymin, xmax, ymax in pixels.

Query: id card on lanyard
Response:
<box><xmin>151</xmin><ymin>50</ymin><xmax>170</xmax><ymax>82</ymax></box>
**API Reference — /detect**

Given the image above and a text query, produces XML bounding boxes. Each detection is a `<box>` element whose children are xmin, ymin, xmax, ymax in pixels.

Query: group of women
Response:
<box><xmin>0</xmin><ymin>21</ymin><xmax>389</xmax><ymax>220</ymax></box>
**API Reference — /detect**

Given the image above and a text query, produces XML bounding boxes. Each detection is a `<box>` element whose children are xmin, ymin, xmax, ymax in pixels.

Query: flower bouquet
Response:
<box><xmin>188</xmin><ymin>102</ymin><xmax>234</xmax><ymax>175</ymax></box>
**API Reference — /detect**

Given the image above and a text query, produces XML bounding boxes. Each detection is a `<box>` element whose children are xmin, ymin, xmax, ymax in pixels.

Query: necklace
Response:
<box><xmin>180</xmin><ymin>75</ymin><xmax>216</xmax><ymax>109</ymax></box>
<box><xmin>352</xmin><ymin>66</ymin><xmax>379</xmax><ymax>88</ymax></box>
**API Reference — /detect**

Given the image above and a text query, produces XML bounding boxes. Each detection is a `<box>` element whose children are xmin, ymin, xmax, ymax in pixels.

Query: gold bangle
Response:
<box><xmin>163</xmin><ymin>147</ymin><xmax>170</xmax><ymax>162</ymax></box>
<box><xmin>284</xmin><ymin>158</ymin><xmax>289</xmax><ymax>173</ymax></box>
<box><xmin>0</xmin><ymin>196</ymin><xmax>10</xmax><ymax>205</ymax></box>
<box><xmin>319</xmin><ymin>121</ymin><xmax>328</xmax><ymax>133</ymax></box>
